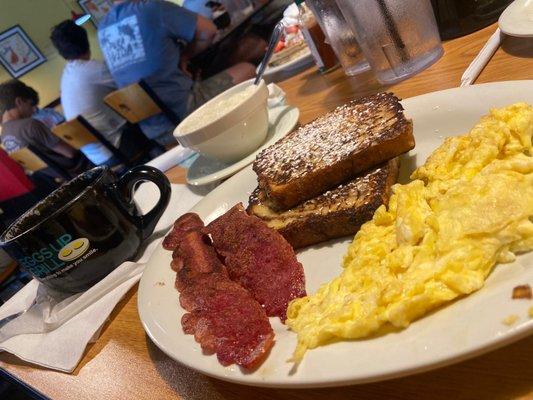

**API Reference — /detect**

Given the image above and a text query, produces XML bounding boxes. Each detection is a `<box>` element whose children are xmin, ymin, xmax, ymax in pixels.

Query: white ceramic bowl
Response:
<box><xmin>174</xmin><ymin>80</ymin><xmax>269</xmax><ymax>163</ymax></box>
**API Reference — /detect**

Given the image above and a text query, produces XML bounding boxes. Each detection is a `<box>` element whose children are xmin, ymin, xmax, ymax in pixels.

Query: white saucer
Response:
<box><xmin>259</xmin><ymin>49</ymin><xmax>314</xmax><ymax>83</ymax></box>
<box><xmin>186</xmin><ymin>105</ymin><xmax>299</xmax><ymax>186</ymax></box>
<box><xmin>499</xmin><ymin>0</ymin><xmax>533</xmax><ymax>37</ymax></box>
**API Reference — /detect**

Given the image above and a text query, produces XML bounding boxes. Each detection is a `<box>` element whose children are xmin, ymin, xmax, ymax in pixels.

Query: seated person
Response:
<box><xmin>183</xmin><ymin>0</ymin><xmax>231</xmax><ymax>29</ymax></box>
<box><xmin>98</xmin><ymin>0</ymin><xmax>256</xmax><ymax>147</ymax></box>
<box><xmin>183</xmin><ymin>0</ymin><xmax>215</xmax><ymax>19</ymax></box>
<box><xmin>182</xmin><ymin>0</ymin><xmax>267</xmax><ymax>81</ymax></box>
<box><xmin>51</xmin><ymin>20</ymin><xmax>136</xmax><ymax>168</ymax></box>
<box><xmin>0</xmin><ymin>147</ymin><xmax>58</xmax><ymax>228</ymax></box>
<box><xmin>0</xmin><ymin>79</ymin><xmax>93</xmax><ymax>179</ymax></box>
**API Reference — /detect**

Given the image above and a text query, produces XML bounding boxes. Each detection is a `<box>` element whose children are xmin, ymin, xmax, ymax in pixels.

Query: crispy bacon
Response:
<box><xmin>172</xmin><ymin>231</ymin><xmax>226</xmax><ymax>291</ymax></box>
<box><xmin>206</xmin><ymin>204</ymin><xmax>306</xmax><ymax>321</ymax></box>
<box><xmin>180</xmin><ymin>273</ymin><xmax>274</xmax><ymax>369</ymax></box>
<box><xmin>165</xmin><ymin>204</ymin><xmax>306</xmax><ymax>368</ymax></box>
<box><xmin>162</xmin><ymin>213</ymin><xmax>204</xmax><ymax>251</ymax></box>
<box><xmin>171</xmin><ymin>229</ymin><xmax>274</xmax><ymax>369</ymax></box>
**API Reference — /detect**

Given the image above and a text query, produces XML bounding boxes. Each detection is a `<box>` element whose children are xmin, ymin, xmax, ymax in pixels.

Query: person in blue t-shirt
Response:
<box><xmin>183</xmin><ymin>0</ymin><xmax>213</xmax><ymax>19</ymax></box>
<box><xmin>98</xmin><ymin>0</ymin><xmax>256</xmax><ymax>148</ymax></box>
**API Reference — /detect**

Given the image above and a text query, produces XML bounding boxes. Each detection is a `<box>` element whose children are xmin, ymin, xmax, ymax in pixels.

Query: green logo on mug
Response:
<box><xmin>19</xmin><ymin>234</ymin><xmax>73</xmax><ymax>278</ymax></box>
<box><xmin>19</xmin><ymin>235</ymin><xmax>95</xmax><ymax>280</ymax></box>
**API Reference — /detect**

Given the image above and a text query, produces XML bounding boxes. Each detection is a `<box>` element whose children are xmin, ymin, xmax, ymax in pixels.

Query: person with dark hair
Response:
<box><xmin>98</xmin><ymin>0</ymin><xmax>256</xmax><ymax>147</ymax></box>
<box><xmin>0</xmin><ymin>79</ymin><xmax>93</xmax><ymax>179</ymax></box>
<box><xmin>51</xmin><ymin>20</ymin><xmax>137</xmax><ymax>168</ymax></box>
<box><xmin>50</xmin><ymin>19</ymin><xmax>91</xmax><ymax>60</ymax></box>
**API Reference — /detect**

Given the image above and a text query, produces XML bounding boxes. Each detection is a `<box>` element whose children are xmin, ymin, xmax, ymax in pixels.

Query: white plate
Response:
<box><xmin>186</xmin><ymin>105</ymin><xmax>299</xmax><ymax>186</ymax></box>
<box><xmin>499</xmin><ymin>0</ymin><xmax>533</xmax><ymax>37</ymax></box>
<box><xmin>260</xmin><ymin>48</ymin><xmax>314</xmax><ymax>83</ymax></box>
<box><xmin>138</xmin><ymin>81</ymin><xmax>533</xmax><ymax>388</ymax></box>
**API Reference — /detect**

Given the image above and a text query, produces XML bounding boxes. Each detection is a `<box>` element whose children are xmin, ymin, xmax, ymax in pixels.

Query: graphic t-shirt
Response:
<box><xmin>1</xmin><ymin>118</ymin><xmax>87</xmax><ymax>174</ymax></box>
<box><xmin>98</xmin><ymin>0</ymin><xmax>198</xmax><ymax>141</ymax></box>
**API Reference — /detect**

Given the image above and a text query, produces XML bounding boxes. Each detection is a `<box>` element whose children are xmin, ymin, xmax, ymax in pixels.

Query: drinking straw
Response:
<box><xmin>376</xmin><ymin>0</ymin><xmax>409</xmax><ymax>62</ymax></box>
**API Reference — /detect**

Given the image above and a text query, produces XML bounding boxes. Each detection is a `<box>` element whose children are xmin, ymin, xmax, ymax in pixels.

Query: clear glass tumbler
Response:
<box><xmin>337</xmin><ymin>0</ymin><xmax>443</xmax><ymax>84</ymax></box>
<box><xmin>305</xmin><ymin>0</ymin><xmax>369</xmax><ymax>76</ymax></box>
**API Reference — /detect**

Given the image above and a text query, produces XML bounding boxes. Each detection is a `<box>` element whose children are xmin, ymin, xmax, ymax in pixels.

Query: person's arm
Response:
<box><xmin>183</xmin><ymin>15</ymin><xmax>217</xmax><ymax>57</ymax></box>
<box><xmin>51</xmin><ymin>140</ymin><xmax>77</xmax><ymax>158</ymax></box>
<box><xmin>179</xmin><ymin>15</ymin><xmax>218</xmax><ymax>77</ymax></box>
<box><xmin>159</xmin><ymin>1</ymin><xmax>217</xmax><ymax>57</ymax></box>
<box><xmin>27</xmin><ymin>119</ymin><xmax>77</xmax><ymax>159</ymax></box>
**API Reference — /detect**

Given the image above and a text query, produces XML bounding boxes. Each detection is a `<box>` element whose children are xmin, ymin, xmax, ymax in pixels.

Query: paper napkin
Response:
<box><xmin>146</xmin><ymin>145</ymin><xmax>196</xmax><ymax>172</ymax></box>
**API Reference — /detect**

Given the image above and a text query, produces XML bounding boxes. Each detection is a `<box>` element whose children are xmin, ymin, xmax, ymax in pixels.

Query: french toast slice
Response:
<box><xmin>248</xmin><ymin>158</ymin><xmax>400</xmax><ymax>249</ymax></box>
<box><xmin>252</xmin><ymin>92</ymin><xmax>414</xmax><ymax>211</ymax></box>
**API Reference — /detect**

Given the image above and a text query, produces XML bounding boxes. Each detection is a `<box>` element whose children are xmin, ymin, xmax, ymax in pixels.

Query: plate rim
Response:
<box><xmin>261</xmin><ymin>47</ymin><xmax>314</xmax><ymax>77</ymax></box>
<box><xmin>139</xmin><ymin>80</ymin><xmax>533</xmax><ymax>388</ymax></box>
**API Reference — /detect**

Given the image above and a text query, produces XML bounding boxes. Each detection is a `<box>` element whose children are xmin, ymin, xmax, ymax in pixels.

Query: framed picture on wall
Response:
<box><xmin>78</xmin><ymin>0</ymin><xmax>113</xmax><ymax>27</ymax></box>
<box><xmin>0</xmin><ymin>25</ymin><xmax>46</xmax><ymax>78</ymax></box>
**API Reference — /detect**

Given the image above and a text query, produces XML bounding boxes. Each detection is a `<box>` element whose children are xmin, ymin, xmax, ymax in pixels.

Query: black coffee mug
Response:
<box><xmin>0</xmin><ymin>166</ymin><xmax>171</xmax><ymax>294</ymax></box>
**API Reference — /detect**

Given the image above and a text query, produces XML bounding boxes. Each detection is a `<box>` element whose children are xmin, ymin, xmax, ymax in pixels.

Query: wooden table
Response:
<box><xmin>1</xmin><ymin>23</ymin><xmax>533</xmax><ymax>400</ymax></box>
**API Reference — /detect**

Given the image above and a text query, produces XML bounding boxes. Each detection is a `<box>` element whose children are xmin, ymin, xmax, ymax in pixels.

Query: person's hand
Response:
<box><xmin>179</xmin><ymin>58</ymin><xmax>194</xmax><ymax>79</ymax></box>
<box><xmin>205</xmin><ymin>1</ymin><xmax>224</xmax><ymax>11</ymax></box>
<box><xmin>211</xmin><ymin>4</ymin><xmax>226</xmax><ymax>13</ymax></box>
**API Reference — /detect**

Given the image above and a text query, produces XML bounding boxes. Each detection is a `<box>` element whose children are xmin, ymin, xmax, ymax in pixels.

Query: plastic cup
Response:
<box><xmin>337</xmin><ymin>0</ymin><xmax>443</xmax><ymax>84</ymax></box>
<box><xmin>306</xmin><ymin>0</ymin><xmax>370</xmax><ymax>76</ymax></box>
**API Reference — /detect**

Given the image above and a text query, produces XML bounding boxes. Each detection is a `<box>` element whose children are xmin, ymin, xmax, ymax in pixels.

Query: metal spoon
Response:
<box><xmin>254</xmin><ymin>20</ymin><xmax>285</xmax><ymax>85</ymax></box>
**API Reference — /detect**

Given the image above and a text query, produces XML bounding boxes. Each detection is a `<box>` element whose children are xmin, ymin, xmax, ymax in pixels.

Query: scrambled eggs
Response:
<box><xmin>286</xmin><ymin>103</ymin><xmax>533</xmax><ymax>361</ymax></box>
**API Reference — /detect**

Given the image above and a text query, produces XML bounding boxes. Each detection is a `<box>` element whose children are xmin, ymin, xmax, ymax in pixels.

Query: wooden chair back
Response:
<box><xmin>52</xmin><ymin>118</ymin><xmax>98</xmax><ymax>150</ymax></box>
<box><xmin>52</xmin><ymin>116</ymin><xmax>129</xmax><ymax>166</ymax></box>
<box><xmin>8</xmin><ymin>147</ymin><xmax>47</xmax><ymax>172</ymax></box>
<box><xmin>104</xmin><ymin>82</ymin><xmax>163</xmax><ymax>124</ymax></box>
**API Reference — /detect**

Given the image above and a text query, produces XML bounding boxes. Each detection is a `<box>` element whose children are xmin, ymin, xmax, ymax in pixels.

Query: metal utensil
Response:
<box><xmin>254</xmin><ymin>20</ymin><xmax>285</xmax><ymax>85</ymax></box>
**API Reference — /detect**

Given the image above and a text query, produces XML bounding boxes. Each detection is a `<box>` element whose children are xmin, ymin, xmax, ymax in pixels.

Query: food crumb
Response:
<box><xmin>512</xmin><ymin>284</ymin><xmax>532</xmax><ymax>299</ymax></box>
<box><xmin>502</xmin><ymin>315</ymin><xmax>520</xmax><ymax>326</ymax></box>
<box><xmin>155</xmin><ymin>281</ymin><xmax>165</xmax><ymax>287</ymax></box>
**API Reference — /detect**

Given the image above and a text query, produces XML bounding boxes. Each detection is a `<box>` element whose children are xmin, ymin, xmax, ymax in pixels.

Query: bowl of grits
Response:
<box><xmin>174</xmin><ymin>79</ymin><xmax>269</xmax><ymax>163</ymax></box>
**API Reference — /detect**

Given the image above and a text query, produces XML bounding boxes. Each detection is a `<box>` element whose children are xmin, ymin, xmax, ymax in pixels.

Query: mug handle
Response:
<box><xmin>116</xmin><ymin>166</ymin><xmax>171</xmax><ymax>240</ymax></box>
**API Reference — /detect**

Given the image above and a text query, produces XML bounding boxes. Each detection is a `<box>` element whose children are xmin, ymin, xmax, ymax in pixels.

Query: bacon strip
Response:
<box><xmin>163</xmin><ymin>213</ymin><xmax>204</xmax><ymax>251</ymax></box>
<box><xmin>206</xmin><ymin>204</ymin><xmax>306</xmax><ymax>321</ymax></box>
<box><xmin>170</xmin><ymin>227</ymin><xmax>274</xmax><ymax>369</ymax></box>
<box><xmin>180</xmin><ymin>271</ymin><xmax>275</xmax><ymax>369</ymax></box>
